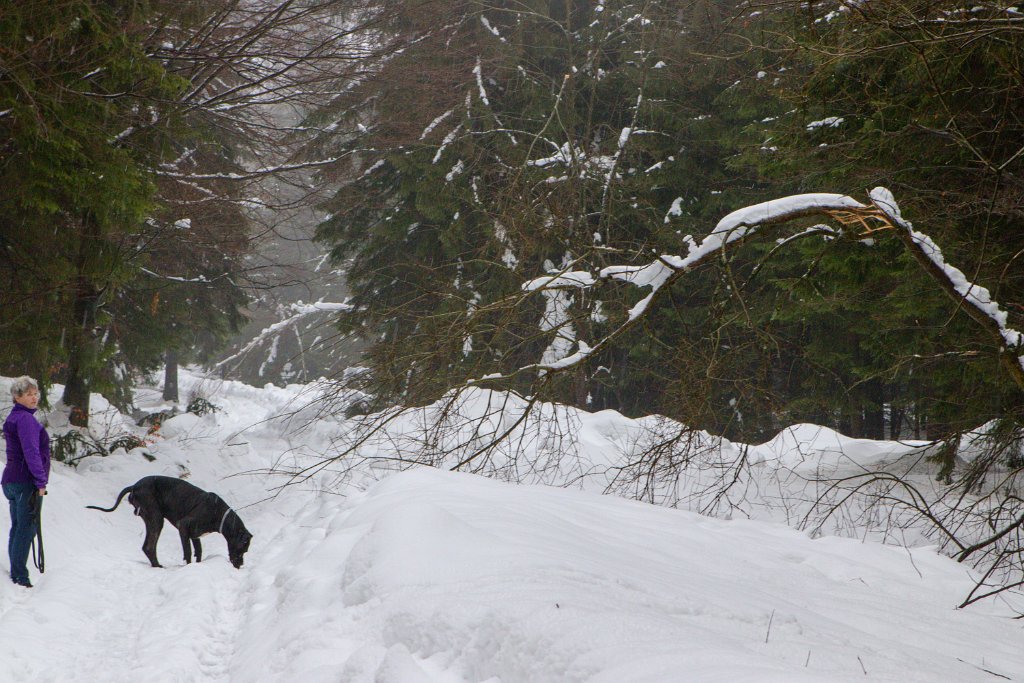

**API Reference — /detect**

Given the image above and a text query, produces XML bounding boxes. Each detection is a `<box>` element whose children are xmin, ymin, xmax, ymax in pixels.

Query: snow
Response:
<box><xmin>480</xmin><ymin>16</ymin><xmax>506</xmax><ymax>42</ymax></box>
<box><xmin>432</xmin><ymin>124</ymin><xmax>463</xmax><ymax>164</ymax></box>
<box><xmin>537</xmin><ymin>287</ymin><xmax>578</xmax><ymax>367</ymax></box>
<box><xmin>419</xmin><ymin>109</ymin><xmax>454</xmax><ymax>141</ymax></box>
<box><xmin>473</xmin><ymin>57</ymin><xmax>490</xmax><ymax>106</ymax></box>
<box><xmin>806</xmin><ymin>117</ymin><xmax>845</xmax><ymax>130</ymax></box>
<box><xmin>713</xmin><ymin>194</ymin><xmax>864</xmax><ymax>235</ymax></box>
<box><xmin>523</xmin><ymin>271</ymin><xmax>596</xmax><ymax>291</ymax></box>
<box><xmin>140</xmin><ymin>268</ymin><xmax>211</xmax><ymax>284</ymax></box>
<box><xmin>359</xmin><ymin>158</ymin><xmax>385</xmax><ymax>178</ymax></box>
<box><xmin>494</xmin><ymin>221</ymin><xmax>519</xmax><ymax>269</ymax></box>
<box><xmin>617</xmin><ymin>126</ymin><xmax>632</xmax><ymax>149</ymax></box>
<box><xmin>664</xmin><ymin>196</ymin><xmax>685</xmax><ymax>223</ymax></box>
<box><xmin>527</xmin><ymin>141</ymin><xmax>579</xmax><ymax>168</ymax></box>
<box><xmin>749</xmin><ymin>422</ymin><xmax>931</xmax><ymax>474</ymax></box>
<box><xmin>526</xmin><ymin>141</ymin><xmax>617</xmax><ymax>180</ymax></box>
<box><xmin>445</xmin><ymin>160</ymin><xmax>465</xmax><ymax>182</ymax></box>
<box><xmin>1</xmin><ymin>370</ymin><xmax>1022</xmax><ymax>682</ymax></box>
<box><xmin>501</xmin><ymin>248</ymin><xmax>518</xmax><ymax>269</ymax></box>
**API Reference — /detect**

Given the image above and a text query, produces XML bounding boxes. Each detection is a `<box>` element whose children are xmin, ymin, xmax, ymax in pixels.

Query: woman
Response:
<box><xmin>2</xmin><ymin>376</ymin><xmax>50</xmax><ymax>588</ymax></box>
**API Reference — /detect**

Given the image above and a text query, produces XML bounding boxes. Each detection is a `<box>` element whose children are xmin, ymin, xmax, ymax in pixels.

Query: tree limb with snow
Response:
<box><xmin>215</xmin><ymin>301</ymin><xmax>353</xmax><ymax>372</ymax></box>
<box><xmin>517</xmin><ymin>188</ymin><xmax>1024</xmax><ymax>392</ymax></box>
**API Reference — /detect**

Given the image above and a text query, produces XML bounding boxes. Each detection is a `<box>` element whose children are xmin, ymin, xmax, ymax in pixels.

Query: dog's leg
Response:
<box><xmin>141</xmin><ymin>511</ymin><xmax>164</xmax><ymax>567</ymax></box>
<box><xmin>178</xmin><ymin>526</ymin><xmax>193</xmax><ymax>564</ymax></box>
<box><xmin>193</xmin><ymin>536</ymin><xmax>202</xmax><ymax>563</ymax></box>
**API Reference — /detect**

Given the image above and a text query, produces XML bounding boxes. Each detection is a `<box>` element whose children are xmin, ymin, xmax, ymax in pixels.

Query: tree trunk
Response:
<box><xmin>846</xmin><ymin>402</ymin><xmax>863</xmax><ymax>438</ymax></box>
<box><xmin>62</xmin><ymin>215</ymin><xmax>101</xmax><ymax>428</ymax></box>
<box><xmin>889</xmin><ymin>405</ymin><xmax>905</xmax><ymax>440</ymax></box>
<box><xmin>864</xmin><ymin>380</ymin><xmax>885</xmax><ymax>440</ymax></box>
<box><xmin>839</xmin><ymin>411</ymin><xmax>854</xmax><ymax>438</ymax></box>
<box><xmin>925</xmin><ymin>415</ymin><xmax>946</xmax><ymax>441</ymax></box>
<box><xmin>62</xmin><ymin>285</ymin><xmax>99</xmax><ymax>427</ymax></box>
<box><xmin>163</xmin><ymin>350</ymin><xmax>179</xmax><ymax>402</ymax></box>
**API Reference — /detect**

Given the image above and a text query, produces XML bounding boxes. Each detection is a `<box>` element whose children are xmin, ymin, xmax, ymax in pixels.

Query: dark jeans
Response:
<box><xmin>3</xmin><ymin>482</ymin><xmax>38</xmax><ymax>583</ymax></box>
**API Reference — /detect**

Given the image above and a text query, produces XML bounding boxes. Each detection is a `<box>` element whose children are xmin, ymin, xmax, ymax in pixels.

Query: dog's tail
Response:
<box><xmin>85</xmin><ymin>486</ymin><xmax>133</xmax><ymax>512</ymax></box>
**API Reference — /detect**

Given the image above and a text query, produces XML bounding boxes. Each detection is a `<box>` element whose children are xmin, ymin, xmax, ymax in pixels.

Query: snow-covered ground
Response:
<box><xmin>0</xmin><ymin>371</ymin><xmax>1021</xmax><ymax>682</ymax></box>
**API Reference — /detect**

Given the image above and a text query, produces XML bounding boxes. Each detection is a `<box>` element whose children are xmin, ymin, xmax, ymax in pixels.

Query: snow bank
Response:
<box><xmin>237</xmin><ymin>468</ymin><xmax>1024</xmax><ymax>682</ymax></box>
<box><xmin>751</xmin><ymin>423</ymin><xmax>932</xmax><ymax>473</ymax></box>
<box><xmin>0</xmin><ymin>371</ymin><xmax>1021</xmax><ymax>682</ymax></box>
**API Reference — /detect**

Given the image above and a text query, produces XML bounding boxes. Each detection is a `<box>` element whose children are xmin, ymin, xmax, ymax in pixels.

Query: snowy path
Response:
<box><xmin>0</xmin><ymin>472</ymin><xmax>252</xmax><ymax>683</ymax></box>
<box><xmin>1</xmin><ymin>374</ymin><xmax>1023</xmax><ymax>682</ymax></box>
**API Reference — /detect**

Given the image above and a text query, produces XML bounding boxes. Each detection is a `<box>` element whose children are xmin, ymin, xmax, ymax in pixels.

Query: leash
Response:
<box><xmin>31</xmin><ymin>493</ymin><xmax>44</xmax><ymax>574</ymax></box>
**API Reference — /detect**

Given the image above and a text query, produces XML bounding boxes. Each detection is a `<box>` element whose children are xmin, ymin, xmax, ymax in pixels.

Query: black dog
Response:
<box><xmin>87</xmin><ymin>475</ymin><xmax>252</xmax><ymax>569</ymax></box>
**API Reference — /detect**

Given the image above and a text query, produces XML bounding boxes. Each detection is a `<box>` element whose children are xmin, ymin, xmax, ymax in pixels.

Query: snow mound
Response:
<box><xmin>235</xmin><ymin>467</ymin><xmax>1024</xmax><ymax>683</ymax></box>
<box><xmin>0</xmin><ymin>371</ymin><xmax>1021</xmax><ymax>682</ymax></box>
<box><xmin>752</xmin><ymin>423</ymin><xmax>932</xmax><ymax>473</ymax></box>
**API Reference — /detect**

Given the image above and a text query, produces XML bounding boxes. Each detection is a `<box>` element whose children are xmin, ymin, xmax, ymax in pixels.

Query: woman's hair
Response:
<box><xmin>10</xmin><ymin>376</ymin><xmax>39</xmax><ymax>400</ymax></box>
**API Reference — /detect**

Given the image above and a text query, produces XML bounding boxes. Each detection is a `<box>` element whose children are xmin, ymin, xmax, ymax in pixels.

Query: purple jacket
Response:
<box><xmin>2</xmin><ymin>403</ymin><xmax>51</xmax><ymax>489</ymax></box>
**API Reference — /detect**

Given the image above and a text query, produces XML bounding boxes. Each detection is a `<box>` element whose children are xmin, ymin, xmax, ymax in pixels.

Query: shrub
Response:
<box><xmin>186</xmin><ymin>396</ymin><xmax>219</xmax><ymax>416</ymax></box>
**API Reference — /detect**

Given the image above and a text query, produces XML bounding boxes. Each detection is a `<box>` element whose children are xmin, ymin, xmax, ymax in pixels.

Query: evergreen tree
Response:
<box><xmin>0</xmin><ymin>0</ymin><xmax>187</xmax><ymax>421</ymax></box>
<box><xmin>310</xmin><ymin>0</ymin><xmax>769</xmax><ymax>415</ymax></box>
<box><xmin>0</xmin><ymin>0</ymin><xmax>264</xmax><ymax>421</ymax></box>
<box><xmin>726</xmin><ymin>0</ymin><xmax>1024</xmax><ymax>437</ymax></box>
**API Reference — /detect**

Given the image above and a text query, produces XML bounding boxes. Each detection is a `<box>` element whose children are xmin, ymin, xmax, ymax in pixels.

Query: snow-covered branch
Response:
<box><xmin>155</xmin><ymin>156</ymin><xmax>346</xmax><ymax>181</ymax></box>
<box><xmin>868</xmin><ymin>188</ymin><xmax>1024</xmax><ymax>386</ymax></box>
<box><xmin>215</xmin><ymin>301</ymin><xmax>353</xmax><ymax>370</ymax></box>
<box><xmin>139</xmin><ymin>268</ymin><xmax>221</xmax><ymax>284</ymax></box>
<box><xmin>514</xmin><ymin>189</ymin><xmax>1024</xmax><ymax>389</ymax></box>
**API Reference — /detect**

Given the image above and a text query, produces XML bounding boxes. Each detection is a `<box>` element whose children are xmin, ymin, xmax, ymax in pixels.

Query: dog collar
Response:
<box><xmin>219</xmin><ymin>507</ymin><xmax>234</xmax><ymax>535</ymax></box>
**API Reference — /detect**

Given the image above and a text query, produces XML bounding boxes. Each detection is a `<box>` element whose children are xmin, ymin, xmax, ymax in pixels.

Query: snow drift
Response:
<box><xmin>0</xmin><ymin>370</ymin><xmax>1020</xmax><ymax>682</ymax></box>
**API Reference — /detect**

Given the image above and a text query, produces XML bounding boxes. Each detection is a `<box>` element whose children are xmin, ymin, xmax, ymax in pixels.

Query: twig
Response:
<box><xmin>956</xmin><ymin>658</ymin><xmax>1012</xmax><ymax>680</ymax></box>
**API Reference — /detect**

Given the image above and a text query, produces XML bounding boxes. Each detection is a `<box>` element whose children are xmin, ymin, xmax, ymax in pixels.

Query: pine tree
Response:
<box><xmin>0</xmin><ymin>0</ymin><xmax>261</xmax><ymax>421</ymax></box>
<box><xmin>0</xmin><ymin>0</ymin><xmax>189</xmax><ymax>421</ymax></box>
<box><xmin>308</xmin><ymin>0</ymin><xmax>772</xmax><ymax>415</ymax></box>
<box><xmin>727</xmin><ymin>0</ymin><xmax>1024</xmax><ymax>437</ymax></box>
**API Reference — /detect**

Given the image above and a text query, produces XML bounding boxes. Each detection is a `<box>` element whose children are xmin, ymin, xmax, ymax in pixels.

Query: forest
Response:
<box><xmin>2</xmin><ymin>0</ymin><xmax>1022</xmax><ymax>598</ymax></box>
<box><xmin>3</xmin><ymin>0</ymin><xmax>1021</xmax><ymax>434</ymax></box>
<box><xmin>307</xmin><ymin>0</ymin><xmax>1024</xmax><ymax>447</ymax></box>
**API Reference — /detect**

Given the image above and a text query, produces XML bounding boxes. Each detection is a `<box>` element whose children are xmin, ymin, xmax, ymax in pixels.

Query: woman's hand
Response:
<box><xmin>37</xmin><ymin>488</ymin><xmax>46</xmax><ymax>496</ymax></box>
